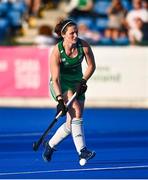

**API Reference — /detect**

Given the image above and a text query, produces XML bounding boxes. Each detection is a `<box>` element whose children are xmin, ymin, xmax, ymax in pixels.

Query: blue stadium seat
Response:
<box><xmin>100</xmin><ymin>37</ymin><xmax>113</xmax><ymax>45</ymax></box>
<box><xmin>93</xmin><ymin>0</ymin><xmax>111</xmax><ymax>15</ymax></box>
<box><xmin>0</xmin><ymin>18</ymin><xmax>9</xmax><ymax>40</ymax></box>
<box><xmin>7</xmin><ymin>10</ymin><xmax>22</xmax><ymax>28</ymax></box>
<box><xmin>122</xmin><ymin>0</ymin><xmax>132</xmax><ymax>11</ymax></box>
<box><xmin>114</xmin><ymin>37</ymin><xmax>129</xmax><ymax>45</ymax></box>
<box><xmin>0</xmin><ymin>2</ymin><xmax>8</xmax><ymax>17</ymax></box>
<box><xmin>95</xmin><ymin>18</ymin><xmax>109</xmax><ymax>31</ymax></box>
<box><xmin>77</xmin><ymin>17</ymin><xmax>94</xmax><ymax>29</ymax></box>
<box><xmin>10</xmin><ymin>0</ymin><xmax>27</xmax><ymax>15</ymax></box>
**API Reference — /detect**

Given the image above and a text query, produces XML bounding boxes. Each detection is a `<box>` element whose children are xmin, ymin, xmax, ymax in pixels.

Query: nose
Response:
<box><xmin>74</xmin><ymin>33</ymin><xmax>78</xmax><ymax>40</ymax></box>
<box><xmin>74</xmin><ymin>32</ymin><xmax>78</xmax><ymax>38</ymax></box>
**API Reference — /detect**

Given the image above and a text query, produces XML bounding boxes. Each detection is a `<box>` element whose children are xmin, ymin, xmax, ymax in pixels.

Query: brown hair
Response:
<box><xmin>54</xmin><ymin>19</ymin><xmax>77</xmax><ymax>37</ymax></box>
<box><xmin>38</xmin><ymin>25</ymin><xmax>53</xmax><ymax>36</ymax></box>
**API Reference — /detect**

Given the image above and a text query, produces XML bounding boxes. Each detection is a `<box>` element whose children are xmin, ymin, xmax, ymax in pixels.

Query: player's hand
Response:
<box><xmin>76</xmin><ymin>79</ymin><xmax>87</xmax><ymax>97</ymax></box>
<box><xmin>56</xmin><ymin>99</ymin><xmax>67</xmax><ymax>116</ymax></box>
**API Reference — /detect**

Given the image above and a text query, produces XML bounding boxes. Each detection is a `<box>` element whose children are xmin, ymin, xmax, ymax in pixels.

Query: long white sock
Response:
<box><xmin>49</xmin><ymin>123</ymin><xmax>71</xmax><ymax>148</ymax></box>
<box><xmin>71</xmin><ymin>118</ymin><xmax>86</xmax><ymax>154</ymax></box>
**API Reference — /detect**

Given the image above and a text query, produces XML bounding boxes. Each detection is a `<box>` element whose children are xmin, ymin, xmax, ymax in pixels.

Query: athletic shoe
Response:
<box><xmin>79</xmin><ymin>147</ymin><xmax>96</xmax><ymax>161</ymax></box>
<box><xmin>42</xmin><ymin>142</ymin><xmax>55</xmax><ymax>162</ymax></box>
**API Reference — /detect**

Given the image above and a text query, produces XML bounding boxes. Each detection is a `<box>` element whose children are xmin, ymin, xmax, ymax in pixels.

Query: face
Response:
<box><xmin>62</xmin><ymin>25</ymin><xmax>78</xmax><ymax>44</ymax></box>
<box><xmin>133</xmin><ymin>0</ymin><xmax>142</xmax><ymax>9</ymax></box>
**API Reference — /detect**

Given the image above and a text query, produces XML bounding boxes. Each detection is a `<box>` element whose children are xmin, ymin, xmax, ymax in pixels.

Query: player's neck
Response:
<box><xmin>63</xmin><ymin>41</ymin><xmax>78</xmax><ymax>57</ymax></box>
<box><xmin>63</xmin><ymin>42</ymin><xmax>77</xmax><ymax>51</ymax></box>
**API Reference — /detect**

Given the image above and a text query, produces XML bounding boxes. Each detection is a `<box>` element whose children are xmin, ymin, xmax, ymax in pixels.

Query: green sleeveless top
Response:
<box><xmin>50</xmin><ymin>39</ymin><xmax>85</xmax><ymax>100</ymax></box>
<box><xmin>78</xmin><ymin>0</ymin><xmax>88</xmax><ymax>8</ymax></box>
<box><xmin>58</xmin><ymin>39</ymin><xmax>84</xmax><ymax>82</ymax></box>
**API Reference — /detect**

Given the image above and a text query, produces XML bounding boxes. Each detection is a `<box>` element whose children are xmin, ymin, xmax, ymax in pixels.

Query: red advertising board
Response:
<box><xmin>0</xmin><ymin>47</ymin><xmax>49</xmax><ymax>97</ymax></box>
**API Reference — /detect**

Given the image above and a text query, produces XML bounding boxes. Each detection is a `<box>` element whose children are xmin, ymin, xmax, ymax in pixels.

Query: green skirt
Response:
<box><xmin>50</xmin><ymin>79</ymin><xmax>85</xmax><ymax>101</ymax></box>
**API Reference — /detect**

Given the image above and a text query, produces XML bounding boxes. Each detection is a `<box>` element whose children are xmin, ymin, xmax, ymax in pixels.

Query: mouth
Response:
<box><xmin>73</xmin><ymin>38</ymin><xmax>78</xmax><ymax>41</ymax></box>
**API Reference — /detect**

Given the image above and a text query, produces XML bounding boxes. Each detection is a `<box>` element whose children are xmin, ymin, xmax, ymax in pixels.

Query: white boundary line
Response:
<box><xmin>0</xmin><ymin>132</ymin><xmax>42</xmax><ymax>138</ymax></box>
<box><xmin>0</xmin><ymin>165</ymin><xmax>148</xmax><ymax>176</ymax></box>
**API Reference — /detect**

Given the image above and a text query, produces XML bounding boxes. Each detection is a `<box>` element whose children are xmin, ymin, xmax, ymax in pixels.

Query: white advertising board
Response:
<box><xmin>84</xmin><ymin>47</ymin><xmax>148</xmax><ymax>107</ymax></box>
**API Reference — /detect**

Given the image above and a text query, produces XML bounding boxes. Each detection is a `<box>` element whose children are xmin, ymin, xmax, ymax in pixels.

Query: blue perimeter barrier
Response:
<box><xmin>0</xmin><ymin>107</ymin><xmax>148</xmax><ymax>136</ymax></box>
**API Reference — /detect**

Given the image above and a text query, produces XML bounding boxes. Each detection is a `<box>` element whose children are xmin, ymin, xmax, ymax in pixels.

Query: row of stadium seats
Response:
<box><xmin>71</xmin><ymin>0</ymin><xmax>132</xmax><ymax>31</ymax></box>
<box><xmin>0</xmin><ymin>0</ymin><xmax>143</xmax><ymax>46</ymax></box>
<box><xmin>76</xmin><ymin>17</ymin><xmax>109</xmax><ymax>31</ymax></box>
<box><xmin>69</xmin><ymin>0</ymin><xmax>132</xmax><ymax>45</ymax></box>
<box><xmin>0</xmin><ymin>1</ymin><xmax>27</xmax><ymax>40</ymax></box>
<box><xmin>93</xmin><ymin>0</ymin><xmax>132</xmax><ymax>15</ymax></box>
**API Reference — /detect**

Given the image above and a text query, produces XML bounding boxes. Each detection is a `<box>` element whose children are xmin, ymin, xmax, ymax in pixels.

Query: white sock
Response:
<box><xmin>49</xmin><ymin>123</ymin><xmax>71</xmax><ymax>148</ymax></box>
<box><xmin>71</xmin><ymin>118</ymin><xmax>86</xmax><ymax>154</ymax></box>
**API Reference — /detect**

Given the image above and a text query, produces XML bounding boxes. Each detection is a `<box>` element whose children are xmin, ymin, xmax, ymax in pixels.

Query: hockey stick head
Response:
<box><xmin>33</xmin><ymin>137</ymin><xmax>43</xmax><ymax>151</ymax></box>
<box><xmin>33</xmin><ymin>142</ymin><xmax>38</xmax><ymax>151</ymax></box>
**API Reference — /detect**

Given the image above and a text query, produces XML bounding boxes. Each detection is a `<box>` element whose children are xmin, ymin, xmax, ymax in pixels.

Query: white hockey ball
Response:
<box><xmin>79</xmin><ymin>158</ymin><xmax>87</xmax><ymax>166</ymax></box>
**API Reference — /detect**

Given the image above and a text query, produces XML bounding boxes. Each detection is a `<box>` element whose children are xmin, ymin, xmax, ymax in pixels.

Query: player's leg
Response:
<box><xmin>42</xmin><ymin>120</ymin><xmax>71</xmax><ymax>162</ymax></box>
<box><xmin>43</xmin><ymin>91</ymin><xmax>71</xmax><ymax>162</ymax></box>
<box><xmin>78</xmin><ymin>100</ymin><xmax>96</xmax><ymax>165</ymax></box>
<box><xmin>70</xmin><ymin>97</ymin><xmax>85</xmax><ymax>154</ymax></box>
<box><xmin>68</xmin><ymin>96</ymin><xmax>95</xmax><ymax>165</ymax></box>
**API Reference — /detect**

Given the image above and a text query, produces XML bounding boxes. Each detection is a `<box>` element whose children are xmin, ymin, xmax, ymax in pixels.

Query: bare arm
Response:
<box><xmin>50</xmin><ymin>45</ymin><xmax>62</xmax><ymax>97</ymax></box>
<box><xmin>81</xmin><ymin>40</ymin><xmax>96</xmax><ymax>81</ymax></box>
<box><xmin>80</xmin><ymin>0</ymin><xmax>93</xmax><ymax>11</ymax></box>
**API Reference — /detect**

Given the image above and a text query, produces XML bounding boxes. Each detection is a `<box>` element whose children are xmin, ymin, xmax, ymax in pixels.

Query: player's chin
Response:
<box><xmin>72</xmin><ymin>38</ymin><xmax>78</xmax><ymax>43</ymax></box>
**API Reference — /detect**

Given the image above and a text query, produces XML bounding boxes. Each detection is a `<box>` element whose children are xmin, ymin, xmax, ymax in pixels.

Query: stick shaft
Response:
<box><xmin>33</xmin><ymin>92</ymin><xmax>77</xmax><ymax>150</ymax></box>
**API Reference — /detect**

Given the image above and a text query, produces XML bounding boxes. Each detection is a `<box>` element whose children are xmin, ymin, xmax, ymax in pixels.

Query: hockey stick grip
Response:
<box><xmin>55</xmin><ymin>92</ymin><xmax>77</xmax><ymax>119</ymax></box>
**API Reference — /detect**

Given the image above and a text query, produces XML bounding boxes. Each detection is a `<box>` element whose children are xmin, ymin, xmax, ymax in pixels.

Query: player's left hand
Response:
<box><xmin>56</xmin><ymin>99</ymin><xmax>67</xmax><ymax>116</ymax></box>
<box><xmin>76</xmin><ymin>79</ymin><xmax>87</xmax><ymax>97</ymax></box>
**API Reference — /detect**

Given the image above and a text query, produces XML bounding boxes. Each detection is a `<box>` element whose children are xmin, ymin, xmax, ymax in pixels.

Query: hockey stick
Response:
<box><xmin>33</xmin><ymin>92</ymin><xmax>77</xmax><ymax>151</ymax></box>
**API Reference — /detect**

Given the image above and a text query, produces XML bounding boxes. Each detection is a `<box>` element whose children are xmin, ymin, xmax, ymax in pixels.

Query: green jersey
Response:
<box><xmin>50</xmin><ymin>39</ymin><xmax>85</xmax><ymax>101</ymax></box>
<box><xmin>58</xmin><ymin>39</ymin><xmax>84</xmax><ymax>82</ymax></box>
<box><xmin>78</xmin><ymin>0</ymin><xmax>88</xmax><ymax>8</ymax></box>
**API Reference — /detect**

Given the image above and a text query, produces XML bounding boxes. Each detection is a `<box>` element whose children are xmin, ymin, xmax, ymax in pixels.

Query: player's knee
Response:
<box><xmin>68</xmin><ymin>107</ymin><xmax>81</xmax><ymax>119</ymax></box>
<box><xmin>66</xmin><ymin>116</ymin><xmax>72</xmax><ymax>130</ymax></box>
<box><xmin>72</xmin><ymin>100</ymin><xmax>82</xmax><ymax>117</ymax></box>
